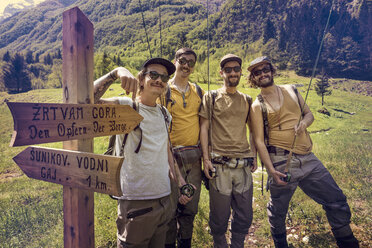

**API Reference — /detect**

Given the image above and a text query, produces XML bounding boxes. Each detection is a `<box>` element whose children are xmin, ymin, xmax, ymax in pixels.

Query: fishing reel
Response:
<box><xmin>180</xmin><ymin>184</ymin><xmax>195</xmax><ymax>198</ymax></box>
<box><xmin>208</xmin><ymin>168</ymin><xmax>217</xmax><ymax>178</ymax></box>
<box><xmin>280</xmin><ymin>172</ymin><xmax>292</xmax><ymax>183</ymax></box>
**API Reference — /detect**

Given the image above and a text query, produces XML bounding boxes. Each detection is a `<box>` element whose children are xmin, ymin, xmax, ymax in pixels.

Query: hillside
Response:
<box><xmin>0</xmin><ymin>0</ymin><xmax>371</xmax><ymax>81</ymax></box>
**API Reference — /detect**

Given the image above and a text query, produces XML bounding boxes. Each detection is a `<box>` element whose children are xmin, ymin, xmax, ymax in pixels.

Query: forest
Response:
<box><xmin>0</xmin><ymin>0</ymin><xmax>370</xmax><ymax>93</ymax></box>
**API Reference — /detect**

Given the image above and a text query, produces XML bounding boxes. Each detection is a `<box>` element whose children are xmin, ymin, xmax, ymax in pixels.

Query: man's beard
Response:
<box><xmin>257</xmin><ymin>75</ymin><xmax>274</xmax><ymax>88</ymax></box>
<box><xmin>178</xmin><ymin>66</ymin><xmax>191</xmax><ymax>78</ymax></box>
<box><xmin>227</xmin><ymin>76</ymin><xmax>240</xmax><ymax>87</ymax></box>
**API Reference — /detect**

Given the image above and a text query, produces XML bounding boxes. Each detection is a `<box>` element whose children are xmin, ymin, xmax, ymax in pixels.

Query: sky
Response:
<box><xmin>0</xmin><ymin>0</ymin><xmax>46</xmax><ymax>15</ymax></box>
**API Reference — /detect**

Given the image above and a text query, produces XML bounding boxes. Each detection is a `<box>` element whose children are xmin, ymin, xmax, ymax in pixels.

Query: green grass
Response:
<box><xmin>0</xmin><ymin>75</ymin><xmax>371</xmax><ymax>247</ymax></box>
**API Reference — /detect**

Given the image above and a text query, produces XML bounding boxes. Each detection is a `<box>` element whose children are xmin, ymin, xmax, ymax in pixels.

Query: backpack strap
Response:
<box><xmin>159</xmin><ymin>105</ymin><xmax>170</xmax><ymax>130</ymax></box>
<box><xmin>194</xmin><ymin>83</ymin><xmax>204</xmax><ymax>112</ymax></box>
<box><xmin>104</xmin><ymin>135</ymin><xmax>117</xmax><ymax>155</ymax></box>
<box><xmin>118</xmin><ymin>101</ymin><xmax>141</xmax><ymax>156</ymax></box>
<box><xmin>245</xmin><ymin>94</ymin><xmax>252</xmax><ymax>123</ymax></box>
<box><xmin>211</xmin><ymin>90</ymin><xmax>217</xmax><ymax>108</ymax></box>
<box><xmin>164</xmin><ymin>87</ymin><xmax>175</xmax><ymax>109</ymax></box>
<box><xmin>292</xmin><ymin>85</ymin><xmax>303</xmax><ymax>115</ymax></box>
<box><xmin>257</xmin><ymin>94</ymin><xmax>269</xmax><ymax>146</ymax></box>
<box><xmin>194</xmin><ymin>83</ymin><xmax>203</xmax><ymax>99</ymax></box>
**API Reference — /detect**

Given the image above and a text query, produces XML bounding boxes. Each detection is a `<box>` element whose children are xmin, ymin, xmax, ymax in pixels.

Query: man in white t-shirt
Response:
<box><xmin>94</xmin><ymin>58</ymin><xmax>192</xmax><ymax>248</ymax></box>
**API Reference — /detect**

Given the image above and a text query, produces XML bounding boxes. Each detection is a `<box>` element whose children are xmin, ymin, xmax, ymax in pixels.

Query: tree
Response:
<box><xmin>43</xmin><ymin>53</ymin><xmax>53</xmax><ymax>65</ymax></box>
<box><xmin>2</xmin><ymin>53</ymin><xmax>31</xmax><ymax>93</ymax></box>
<box><xmin>47</xmin><ymin>60</ymin><xmax>63</xmax><ymax>88</ymax></box>
<box><xmin>25</xmin><ymin>50</ymin><xmax>34</xmax><ymax>64</ymax></box>
<box><xmin>3</xmin><ymin>51</ymin><xmax>10</xmax><ymax>62</ymax></box>
<box><xmin>263</xmin><ymin>20</ymin><xmax>276</xmax><ymax>44</ymax></box>
<box><xmin>117</xmin><ymin>55</ymin><xmax>122</xmax><ymax>66</ymax></box>
<box><xmin>314</xmin><ymin>71</ymin><xmax>332</xmax><ymax>106</ymax></box>
<box><xmin>94</xmin><ymin>52</ymin><xmax>114</xmax><ymax>79</ymax></box>
<box><xmin>53</xmin><ymin>49</ymin><xmax>62</xmax><ymax>60</ymax></box>
<box><xmin>35</xmin><ymin>53</ymin><xmax>40</xmax><ymax>63</ymax></box>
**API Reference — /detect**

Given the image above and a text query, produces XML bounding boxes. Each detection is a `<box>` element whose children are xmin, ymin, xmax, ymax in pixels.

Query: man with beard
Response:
<box><xmin>161</xmin><ymin>48</ymin><xmax>204</xmax><ymax>248</ymax></box>
<box><xmin>199</xmin><ymin>54</ymin><xmax>257</xmax><ymax>248</ymax></box>
<box><xmin>248</xmin><ymin>56</ymin><xmax>359</xmax><ymax>248</ymax></box>
<box><xmin>93</xmin><ymin>58</ymin><xmax>192</xmax><ymax>247</ymax></box>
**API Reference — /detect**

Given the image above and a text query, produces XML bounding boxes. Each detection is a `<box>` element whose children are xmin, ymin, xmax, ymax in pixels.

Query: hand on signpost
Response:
<box><xmin>116</xmin><ymin>67</ymin><xmax>138</xmax><ymax>101</ymax></box>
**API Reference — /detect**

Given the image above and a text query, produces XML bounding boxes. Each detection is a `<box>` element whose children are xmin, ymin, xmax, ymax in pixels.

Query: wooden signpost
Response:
<box><xmin>13</xmin><ymin>146</ymin><xmax>124</xmax><ymax>196</ymax></box>
<box><xmin>7</xmin><ymin>7</ymin><xmax>140</xmax><ymax>248</ymax></box>
<box><xmin>8</xmin><ymin>102</ymin><xmax>143</xmax><ymax>146</ymax></box>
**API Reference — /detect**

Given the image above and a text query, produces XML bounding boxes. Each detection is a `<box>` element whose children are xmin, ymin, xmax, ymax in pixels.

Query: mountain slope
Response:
<box><xmin>0</xmin><ymin>0</ymin><xmax>370</xmax><ymax>80</ymax></box>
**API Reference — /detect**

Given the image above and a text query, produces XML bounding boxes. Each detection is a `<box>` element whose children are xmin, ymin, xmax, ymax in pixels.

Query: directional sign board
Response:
<box><xmin>7</xmin><ymin>102</ymin><xmax>143</xmax><ymax>147</ymax></box>
<box><xmin>13</xmin><ymin>146</ymin><xmax>124</xmax><ymax>196</ymax></box>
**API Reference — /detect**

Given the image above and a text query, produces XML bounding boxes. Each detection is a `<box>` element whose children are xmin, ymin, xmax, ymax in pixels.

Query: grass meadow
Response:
<box><xmin>0</xmin><ymin>73</ymin><xmax>371</xmax><ymax>247</ymax></box>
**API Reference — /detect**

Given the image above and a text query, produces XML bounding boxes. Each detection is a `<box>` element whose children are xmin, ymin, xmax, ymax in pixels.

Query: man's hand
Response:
<box><xmin>250</xmin><ymin>157</ymin><xmax>258</xmax><ymax>172</ymax></box>
<box><xmin>294</xmin><ymin>121</ymin><xmax>307</xmax><ymax>135</ymax></box>
<box><xmin>178</xmin><ymin>184</ymin><xmax>196</xmax><ymax>205</ymax></box>
<box><xmin>271</xmin><ymin>170</ymin><xmax>288</xmax><ymax>186</ymax></box>
<box><xmin>203</xmin><ymin>158</ymin><xmax>215</xmax><ymax>180</ymax></box>
<box><xmin>116</xmin><ymin>67</ymin><xmax>138</xmax><ymax>101</ymax></box>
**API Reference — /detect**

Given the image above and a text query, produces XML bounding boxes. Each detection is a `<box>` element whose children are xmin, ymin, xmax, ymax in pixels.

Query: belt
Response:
<box><xmin>267</xmin><ymin>146</ymin><xmax>290</xmax><ymax>156</ymax></box>
<box><xmin>211</xmin><ymin>156</ymin><xmax>253</xmax><ymax>169</ymax></box>
<box><xmin>268</xmin><ymin>146</ymin><xmax>294</xmax><ymax>168</ymax></box>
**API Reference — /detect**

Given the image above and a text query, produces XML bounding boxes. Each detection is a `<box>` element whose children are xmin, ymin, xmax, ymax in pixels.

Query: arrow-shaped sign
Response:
<box><xmin>7</xmin><ymin>102</ymin><xmax>143</xmax><ymax>147</ymax></box>
<box><xmin>13</xmin><ymin>146</ymin><xmax>124</xmax><ymax>196</ymax></box>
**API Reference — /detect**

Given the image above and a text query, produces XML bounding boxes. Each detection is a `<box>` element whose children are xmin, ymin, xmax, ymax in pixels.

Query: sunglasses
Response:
<box><xmin>223</xmin><ymin>66</ymin><xmax>241</xmax><ymax>73</ymax></box>
<box><xmin>145</xmin><ymin>71</ymin><xmax>170</xmax><ymax>83</ymax></box>
<box><xmin>178</xmin><ymin>57</ymin><xmax>196</xmax><ymax>68</ymax></box>
<box><xmin>252</xmin><ymin>66</ymin><xmax>271</xmax><ymax>76</ymax></box>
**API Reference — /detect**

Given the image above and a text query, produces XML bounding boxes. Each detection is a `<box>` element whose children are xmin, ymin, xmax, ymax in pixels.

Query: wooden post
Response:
<box><xmin>62</xmin><ymin>7</ymin><xmax>95</xmax><ymax>248</ymax></box>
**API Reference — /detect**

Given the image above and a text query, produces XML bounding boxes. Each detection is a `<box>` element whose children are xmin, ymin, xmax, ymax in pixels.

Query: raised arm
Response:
<box><xmin>93</xmin><ymin>67</ymin><xmax>138</xmax><ymax>104</ymax></box>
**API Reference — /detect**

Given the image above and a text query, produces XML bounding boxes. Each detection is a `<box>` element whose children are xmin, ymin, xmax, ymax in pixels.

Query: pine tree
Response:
<box><xmin>43</xmin><ymin>53</ymin><xmax>53</xmax><ymax>65</ymax></box>
<box><xmin>117</xmin><ymin>56</ymin><xmax>122</xmax><ymax>66</ymax></box>
<box><xmin>35</xmin><ymin>53</ymin><xmax>40</xmax><ymax>63</ymax></box>
<box><xmin>25</xmin><ymin>50</ymin><xmax>34</xmax><ymax>64</ymax></box>
<box><xmin>314</xmin><ymin>71</ymin><xmax>332</xmax><ymax>106</ymax></box>
<box><xmin>3</xmin><ymin>53</ymin><xmax>31</xmax><ymax>93</ymax></box>
<box><xmin>3</xmin><ymin>51</ymin><xmax>10</xmax><ymax>62</ymax></box>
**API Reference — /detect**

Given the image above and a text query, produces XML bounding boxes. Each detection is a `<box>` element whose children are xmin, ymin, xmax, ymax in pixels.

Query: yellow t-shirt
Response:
<box><xmin>159</xmin><ymin>83</ymin><xmax>204</xmax><ymax>146</ymax></box>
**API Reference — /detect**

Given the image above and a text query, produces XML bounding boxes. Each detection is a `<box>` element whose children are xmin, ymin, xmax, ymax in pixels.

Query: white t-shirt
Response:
<box><xmin>115</xmin><ymin>97</ymin><xmax>171</xmax><ymax>200</ymax></box>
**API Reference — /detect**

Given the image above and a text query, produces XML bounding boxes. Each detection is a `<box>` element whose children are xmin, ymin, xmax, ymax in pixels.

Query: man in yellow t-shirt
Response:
<box><xmin>161</xmin><ymin>48</ymin><xmax>204</xmax><ymax>248</ymax></box>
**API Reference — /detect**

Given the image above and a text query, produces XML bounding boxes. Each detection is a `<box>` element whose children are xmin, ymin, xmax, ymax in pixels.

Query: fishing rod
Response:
<box><xmin>282</xmin><ymin>2</ymin><xmax>334</xmax><ymax>181</ymax></box>
<box><xmin>139</xmin><ymin>0</ymin><xmax>152</xmax><ymax>58</ymax></box>
<box><xmin>206</xmin><ymin>0</ymin><xmax>216</xmax><ymax>178</ymax></box>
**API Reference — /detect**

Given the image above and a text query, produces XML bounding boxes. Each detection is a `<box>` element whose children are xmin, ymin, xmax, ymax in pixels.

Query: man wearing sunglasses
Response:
<box><xmin>93</xmin><ymin>58</ymin><xmax>192</xmax><ymax>248</ymax></box>
<box><xmin>161</xmin><ymin>48</ymin><xmax>204</xmax><ymax>248</ymax></box>
<box><xmin>248</xmin><ymin>56</ymin><xmax>359</xmax><ymax>248</ymax></box>
<box><xmin>199</xmin><ymin>54</ymin><xmax>257</xmax><ymax>248</ymax></box>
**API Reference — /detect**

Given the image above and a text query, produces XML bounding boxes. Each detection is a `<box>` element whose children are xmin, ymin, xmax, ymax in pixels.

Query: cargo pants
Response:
<box><xmin>117</xmin><ymin>196</ymin><xmax>171</xmax><ymax>248</ymax></box>
<box><xmin>165</xmin><ymin>159</ymin><xmax>202</xmax><ymax>247</ymax></box>
<box><xmin>267</xmin><ymin>148</ymin><xmax>354</xmax><ymax>240</ymax></box>
<box><xmin>208</xmin><ymin>160</ymin><xmax>254</xmax><ymax>248</ymax></box>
